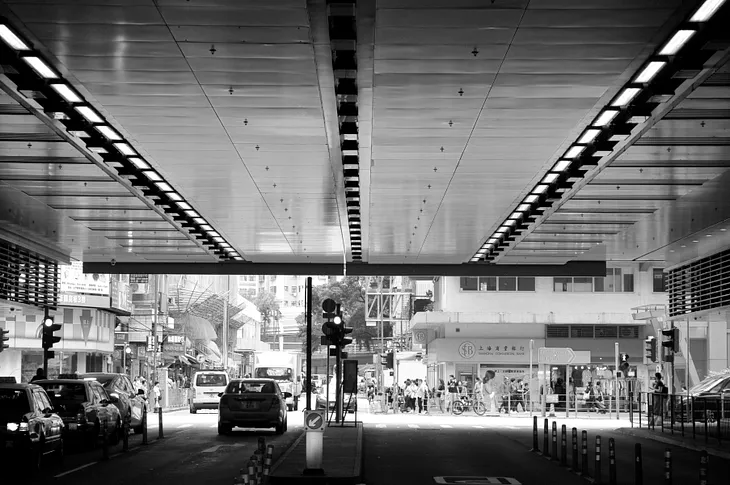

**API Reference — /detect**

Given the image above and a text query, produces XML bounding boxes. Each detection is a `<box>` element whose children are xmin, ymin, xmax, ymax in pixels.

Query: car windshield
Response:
<box><xmin>38</xmin><ymin>383</ymin><xmax>87</xmax><ymax>403</ymax></box>
<box><xmin>0</xmin><ymin>389</ymin><xmax>29</xmax><ymax>417</ymax></box>
<box><xmin>255</xmin><ymin>367</ymin><xmax>292</xmax><ymax>381</ymax></box>
<box><xmin>227</xmin><ymin>381</ymin><xmax>276</xmax><ymax>394</ymax></box>
<box><xmin>196</xmin><ymin>374</ymin><xmax>227</xmax><ymax>387</ymax></box>
<box><xmin>85</xmin><ymin>376</ymin><xmax>114</xmax><ymax>388</ymax></box>
<box><xmin>689</xmin><ymin>375</ymin><xmax>730</xmax><ymax>394</ymax></box>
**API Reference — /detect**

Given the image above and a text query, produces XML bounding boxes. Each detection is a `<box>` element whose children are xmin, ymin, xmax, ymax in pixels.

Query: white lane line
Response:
<box><xmin>407</xmin><ymin>424</ymin><xmax>419</xmax><ymax>429</ymax></box>
<box><xmin>440</xmin><ymin>424</ymin><xmax>453</xmax><ymax>428</ymax></box>
<box><xmin>54</xmin><ymin>461</ymin><xmax>97</xmax><ymax>478</ymax></box>
<box><xmin>177</xmin><ymin>423</ymin><xmax>193</xmax><ymax>429</ymax></box>
<box><xmin>375</xmin><ymin>424</ymin><xmax>386</xmax><ymax>428</ymax></box>
<box><xmin>202</xmin><ymin>445</ymin><xmax>223</xmax><ymax>453</ymax></box>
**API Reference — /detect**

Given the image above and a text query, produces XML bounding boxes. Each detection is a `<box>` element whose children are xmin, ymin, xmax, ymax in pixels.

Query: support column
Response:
<box><xmin>707</xmin><ymin>314</ymin><xmax>728</xmax><ymax>374</ymax></box>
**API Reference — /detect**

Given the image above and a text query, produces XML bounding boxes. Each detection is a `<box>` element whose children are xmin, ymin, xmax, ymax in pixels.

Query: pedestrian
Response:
<box><xmin>153</xmin><ymin>381</ymin><xmax>161</xmax><ymax>411</ymax></box>
<box><xmin>473</xmin><ymin>377</ymin><xmax>483</xmax><ymax>405</ymax></box>
<box><xmin>484</xmin><ymin>371</ymin><xmax>497</xmax><ymax>412</ymax></box>
<box><xmin>30</xmin><ymin>368</ymin><xmax>45</xmax><ymax>382</ymax></box>
<box><xmin>652</xmin><ymin>373</ymin><xmax>668</xmax><ymax>424</ymax></box>
<box><xmin>436</xmin><ymin>378</ymin><xmax>446</xmax><ymax>413</ymax></box>
<box><xmin>417</xmin><ymin>379</ymin><xmax>429</xmax><ymax>414</ymax></box>
<box><xmin>446</xmin><ymin>375</ymin><xmax>457</xmax><ymax>413</ymax></box>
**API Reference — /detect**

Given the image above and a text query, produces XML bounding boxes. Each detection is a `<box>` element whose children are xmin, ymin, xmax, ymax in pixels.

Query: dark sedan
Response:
<box><xmin>675</xmin><ymin>373</ymin><xmax>730</xmax><ymax>421</ymax></box>
<box><xmin>80</xmin><ymin>373</ymin><xmax>147</xmax><ymax>433</ymax></box>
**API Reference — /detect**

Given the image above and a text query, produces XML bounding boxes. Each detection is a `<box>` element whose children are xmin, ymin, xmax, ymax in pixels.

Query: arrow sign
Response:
<box><xmin>538</xmin><ymin>347</ymin><xmax>576</xmax><ymax>365</ymax></box>
<box><xmin>307</xmin><ymin>414</ymin><xmax>323</xmax><ymax>429</ymax></box>
<box><xmin>304</xmin><ymin>410</ymin><xmax>325</xmax><ymax>432</ymax></box>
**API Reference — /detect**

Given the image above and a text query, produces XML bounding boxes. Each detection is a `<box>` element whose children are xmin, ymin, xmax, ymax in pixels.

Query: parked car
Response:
<box><xmin>80</xmin><ymin>373</ymin><xmax>147</xmax><ymax>433</ymax></box>
<box><xmin>676</xmin><ymin>372</ymin><xmax>730</xmax><ymax>421</ymax></box>
<box><xmin>190</xmin><ymin>370</ymin><xmax>229</xmax><ymax>414</ymax></box>
<box><xmin>217</xmin><ymin>378</ymin><xmax>290</xmax><ymax>435</ymax></box>
<box><xmin>0</xmin><ymin>377</ymin><xmax>64</xmax><ymax>470</ymax></box>
<box><xmin>36</xmin><ymin>376</ymin><xmax>122</xmax><ymax>447</ymax></box>
<box><xmin>316</xmin><ymin>382</ymin><xmax>357</xmax><ymax>413</ymax></box>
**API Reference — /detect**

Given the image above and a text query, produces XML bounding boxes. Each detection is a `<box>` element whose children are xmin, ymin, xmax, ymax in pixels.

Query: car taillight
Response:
<box><xmin>77</xmin><ymin>410</ymin><xmax>86</xmax><ymax>424</ymax></box>
<box><xmin>6</xmin><ymin>422</ymin><xmax>28</xmax><ymax>433</ymax></box>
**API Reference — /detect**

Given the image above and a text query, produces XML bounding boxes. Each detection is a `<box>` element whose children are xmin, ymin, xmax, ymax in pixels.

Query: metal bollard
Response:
<box><xmin>257</xmin><ymin>436</ymin><xmax>266</xmax><ymax>454</ymax></box>
<box><xmin>158</xmin><ymin>406</ymin><xmax>164</xmax><ymax>439</ymax></box>
<box><xmin>102</xmin><ymin>418</ymin><xmax>109</xmax><ymax>460</ymax></box>
<box><xmin>543</xmin><ymin>418</ymin><xmax>550</xmax><ymax>458</ymax></box>
<box><xmin>142</xmin><ymin>409</ymin><xmax>148</xmax><ymax>445</ymax></box>
<box><xmin>581</xmin><ymin>430</ymin><xmax>588</xmax><ymax>477</ymax></box>
<box><xmin>664</xmin><ymin>448</ymin><xmax>672</xmax><ymax>485</ymax></box>
<box><xmin>247</xmin><ymin>460</ymin><xmax>256</xmax><ymax>484</ymax></box>
<box><xmin>699</xmin><ymin>450</ymin><xmax>708</xmax><ymax>485</ymax></box>
<box><xmin>531</xmin><ymin>415</ymin><xmax>539</xmax><ymax>452</ymax></box>
<box><xmin>594</xmin><ymin>435</ymin><xmax>602</xmax><ymax>485</ymax></box>
<box><xmin>551</xmin><ymin>421</ymin><xmax>558</xmax><ymax>461</ymax></box>
<box><xmin>571</xmin><ymin>428</ymin><xmax>578</xmax><ymax>472</ymax></box>
<box><xmin>608</xmin><ymin>438</ymin><xmax>616</xmax><ymax>485</ymax></box>
<box><xmin>561</xmin><ymin>424</ymin><xmax>567</xmax><ymax>467</ymax></box>
<box><xmin>635</xmin><ymin>443</ymin><xmax>643</xmax><ymax>485</ymax></box>
<box><xmin>122</xmin><ymin>416</ymin><xmax>129</xmax><ymax>452</ymax></box>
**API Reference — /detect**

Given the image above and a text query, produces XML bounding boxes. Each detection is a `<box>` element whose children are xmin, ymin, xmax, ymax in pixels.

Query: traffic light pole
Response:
<box><xmin>305</xmin><ymin>277</ymin><xmax>312</xmax><ymax>411</ymax></box>
<box><xmin>42</xmin><ymin>308</ymin><xmax>50</xmax><ymax>378</ymax></box>
<box><xmin>335</xmin><ymin>345</ymin><xmax>342</xmax><ymax>424</ymax></box>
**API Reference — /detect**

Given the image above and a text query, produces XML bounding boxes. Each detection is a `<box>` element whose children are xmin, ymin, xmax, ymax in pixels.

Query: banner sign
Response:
<box><xmin>60</xmin><ymin>261</ymin><xmax>110</xmax><ymax>295</ymax></box>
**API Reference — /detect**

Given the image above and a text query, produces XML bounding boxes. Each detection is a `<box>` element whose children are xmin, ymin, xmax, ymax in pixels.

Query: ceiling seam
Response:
<box><xmin>150</xmin><ymin>0</ymin><xmax>295</xmax><ymax>258</ymax></box>
<box><xmin>415</xmin><ymin>2</ymin><xmax>531</xmax><ymax>262</ymax></box>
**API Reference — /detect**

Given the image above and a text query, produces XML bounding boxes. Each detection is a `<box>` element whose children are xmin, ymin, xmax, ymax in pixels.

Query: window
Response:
<box><xmin>553</xmin><ymin>268</ymin><xmax>634</xmax><ymax>292</ymax></box>
<box><xmin>554</xmin><ymin>277</ymin><xmax>572</xmax><ymax>292</ymax></box>
<box><xmin>284</xmin><ymin>286</ymin><xmax>288</xmax><ymax>292</ymax></box>
<box><xmin>546</xmin><ymin>325</ymin><xmax>640</xmax><ymax>339</ymax></box>
<box><xmin>460</xmin><ymin>276</ymin><xmax>535</xmax><ymax>292</ymax></box>
<box><xmin>573</xmin><ymin>277</ymin><xmax>593</xmax><ymax>292</ymax></box>
<box><xmin>653</xmin><ymin>268</ymin><xmax>666</xmax><ymax>292</ymax></box>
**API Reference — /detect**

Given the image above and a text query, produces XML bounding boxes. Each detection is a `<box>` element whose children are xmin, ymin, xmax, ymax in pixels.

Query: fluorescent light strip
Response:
<box><xmin>233</xmin><ymin>256</ymin><xmax>243</xmax><ymax>260</ymax></box>
<box><xmin>470</xmin><ymin>257</ymin><xmax>481</xmax><ymax>262</ymax></box>
<box><xmin>551</xmin><ymin>160</ymin><xmax>572</xmax><ymax>172</ymax></box>
<box><xmin>129</xmin><ymin>157</ymin><xmax>150</xmax><ymax>170</ymax></box>
<box><xmin>95</xmin><ymin>125</ymin><xmax>122</xmax><ymax>141</ymax></box>
<box><xmin>611</xmin><ymin>87</ymin><xmax>641</xmax><ymax>107</ymax></box>
<box><xmin>220</xmin><ymin>243</ymin><xmax>231</xmax><ymax>249</ymax></box>
<box><xmin>0</xmin><ymin>25</ymin><xmax>30</xmax><ymax>50</ymax></box>
<box><xmin>517</xmin><ymin>204</ymin><xmax>531</xmax><ymax>212</ymax></box>
<box><xmin>213</xmin><ymin>236</ymin><xmax>224</xmax><ymax>243</ymax></box>
<box><xmin>504</xmin><ymin>220</ymin><xmax>517</xmax><ymax>228</ymax></box>
<box><xmin>594</xmin><ymin>110</ymin><xmax>620</xmax><ymax>127</ymax></box>
<box><xmin>155</xmin><ymin>182</ymin><xmax>172</xmax><ymax>192</ymax></box>
<box><xmin>690</xmin><ymin>0</ymin><xmax>726</xmax><ymax>21</ymax></box>
<box><xmin>659</xmin><ymin>30</ymin><xmax>695</xmax><ymax>55</ymax></box>
<box><xmin>22</xmin><ymin>56</ymin><xmax>58</xmax><ymax>79</ymax></box>
<box><xmin>75</xmin><ymin>106</ymin><xmax>103</xmax><ymax>123</ymax></box>
<box><xmin>634</xmin><ymin>61</ymin><xmax>666</xmax><ymax>83</ymax></box>
<box><xmin>498</xmin><ymin>226</ymin><xmax>512</xmax><ymax>233</ymax></box>
<box><xmin>193</xmin><ymin>217</ymin><xmax>205</xmax><ymax>224</ymax></box>
<box><xmin>495</xmin><ymin>227</ymin><xmax>509</xmax><ymax>233</ymax></box>
<box><xmin>114</xmin><ymin>142</ymin><xmax>136</xmax><ymax>156</ymax></box>
<box><xmin>143</xmin><ymin>171</ymin><xmax>162</xmax><ymax>182</ymax></box>
<box><xmin>564</xmin><ymin>146</ymin><xmax>585</xmax><ymax>159</ymax></box>
<box><xmin>542</xmin><ymin>173</ymin><xmax>558</xmax><ymax>184</ymax></box>
<box><xmin>167</xmin><ymin>192</ymin><xmax>182</xmax><ymax>201</ymax></box>
<box><xmin>524</xmin><ymin>194</ymin><xmax>539</xmax><ymax>204</ymax></box>
<box><xmin>201</xmin><ymin>225</ymin><xmax>213</xmax><ymax>231</ymax></box>
<box><xmin>508</xmin><ymin>212</ymin><xmax>522</xmax><ymax>220</ymax></box>
<box><xmin>177</xmin><ymin>202</ymin><xmax>192</xmax><ymax>211</ymax></box>
<box><xmin>488</xmin><ymin>238</ymin><xmax>499</xmax><ymax>245</ymax></box>
<box><xmin>50</xmin><ymin>83</ymin><xmax>82</xmax><ymax>103</ymax></box>
<box><xmin>532</xmin><ymin>184</ymin><xmax>549</xmax><ymax>195</ymax></box>
<box><xmin>578</xmin><ymin>129</ymin><xmax>601</xmax><ymax>145</ymax></box>
<box><xmin>209</xmin><ymin>232</ymin><xmax>220</xmax><ymax>237</ymax></box>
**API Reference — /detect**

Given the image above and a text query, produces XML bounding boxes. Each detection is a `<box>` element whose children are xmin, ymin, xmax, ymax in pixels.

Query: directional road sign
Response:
<box><xmin>537</xmin><ymin>347</ymin><xmax>576</xmax><ymax>365</ymax></box>
<box><xmin>304</xmin><ymin>410</ymin><xmax>325</xmax><ymax>432</ymax></box>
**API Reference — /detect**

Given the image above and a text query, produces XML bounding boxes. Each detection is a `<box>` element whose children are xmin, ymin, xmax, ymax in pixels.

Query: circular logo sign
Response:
<box><xmin>458</xmin><ymin>341</ymin><xmax>476</xmax><ymax>359</ymax></box>
<box><xmin>414</xmin><ymin>330</ymin><xmax>426</xmax><ymax>343</ymax></box>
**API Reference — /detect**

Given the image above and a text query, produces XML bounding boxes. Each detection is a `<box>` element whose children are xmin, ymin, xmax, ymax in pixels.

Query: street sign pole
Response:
<box><xmin>305</xmin><ymin>277</ymin><xmax>312</xmax><ymax>411</ymax></box>
<box><xmin>302</xmin><ymin>410</ymin><xmax>325</xmax><ymax>475</ymax></box>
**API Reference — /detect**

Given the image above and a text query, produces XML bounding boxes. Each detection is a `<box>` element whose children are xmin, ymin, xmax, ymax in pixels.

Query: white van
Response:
<box><xmin>190</xmin><ymin>370</ymin><xmax>229</xmax><ymax>413</ymax></box>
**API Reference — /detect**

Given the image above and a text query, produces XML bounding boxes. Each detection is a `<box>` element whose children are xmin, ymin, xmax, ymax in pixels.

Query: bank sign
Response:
<box><xmin>433</xmin><ymin>338</ymin><xmax>545</xmax><ymax>364</ymax></box>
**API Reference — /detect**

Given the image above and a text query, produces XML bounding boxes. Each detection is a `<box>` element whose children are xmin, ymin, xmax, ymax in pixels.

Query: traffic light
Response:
<box><xmin>322</xmin><ymin>298</ymin><xmax>336</xmax><ymax>321</ymax></box>
<box><xmin>619</xmin><ymin>353</ymin><xmax>630</xmax><ymax>377</ymax></box>
<box><xmin>42</xmin><ymin>315</ymin><xmax>62</xmax><ymax>357</ymax></box>
<box><xmin>662</xmin><ymin>327</ymin><xmax>679</xmax><ymax>353</ymax></box>
<box><xmin>0</xmin><ymin>327</ymin><xmax>9</xmax><ymax>353</ymax></box>
<box><xmin>644</xmin><ymin>337</ymin><xmax>657</xmax><ymax>364</ymax></box>
<box><xmin>385</xmin><ymin>351</ymin><xmax>394</xmax><ymax>369</ymax></box>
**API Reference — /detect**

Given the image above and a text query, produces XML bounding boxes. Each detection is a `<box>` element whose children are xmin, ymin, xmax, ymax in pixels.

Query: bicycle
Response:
<box><xmin>452</xmin><ymin>394</ymin><xmax>486</xmax><ymax>416</ymax></box>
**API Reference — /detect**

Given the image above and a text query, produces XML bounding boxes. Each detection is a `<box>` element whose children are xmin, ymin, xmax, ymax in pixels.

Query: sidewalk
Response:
<box><xmin>616</xmin><ymin>426</ymin><xmax>730</xmax><ymax>460</ymax></box>
<box><xmin>268</xmin><ymin>423</ymin><xmax>363</xmax><ymax>485</ymax></box>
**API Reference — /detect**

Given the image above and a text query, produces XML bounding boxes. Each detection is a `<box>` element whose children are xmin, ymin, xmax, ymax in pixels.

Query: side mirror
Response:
<box><xmin>218</xmin><ymin>392</ymin><xmax>223</xmax><ymax>397</ymax></box>
<box><xmin>283</xmin><ymin>392</ymin><xmax>292</xmax><ymax>399</ymax></box>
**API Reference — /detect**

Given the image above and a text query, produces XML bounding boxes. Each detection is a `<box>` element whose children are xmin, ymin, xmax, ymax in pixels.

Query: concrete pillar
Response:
<box><xmin>75</xmin><ymin>352</ymin><xmax>87</xmax><ymax>373</ymax></box>
<box><xmin>707</xmin><ymin>313</ymin><xmax>728</xmax><ymax>374</ymax></box>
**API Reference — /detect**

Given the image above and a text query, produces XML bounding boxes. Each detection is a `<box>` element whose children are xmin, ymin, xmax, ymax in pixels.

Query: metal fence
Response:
<box><xmin>630</xmin><ymin>391</ymin><xmax>730</xmax><ymax>445</ymax></box>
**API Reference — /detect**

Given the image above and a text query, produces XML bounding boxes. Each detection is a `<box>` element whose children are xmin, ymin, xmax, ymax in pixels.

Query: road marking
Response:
<box><xmin>407</xmin><ymin>424</ymin><xmax>419</xmax><ymax>429</ymax></box>
<box><xmin>177</xmin><ymin>423</ymin><xmax>193</xmax><ymax>429</ymax></box>
<box><xmin>210</xmin><ymin>424</ymin><xmax>218</xmax><ymax>428</ymax></box>
<box><xmin>54</xmin><ymin>461</ymin><xmax>97</xmax><ymax>478</ymax></box>
<box><xmin>441</xmin><ymin>424</ymin><xmax>453</xmax><ymax>428</ymax></box>
<box><xmin>202</xmin><ymin>445</ymin><xmax>223</xmax><ymax>453</ymax></box>
<box><xmin>375</xmin><ymin>424</ymin><xmax>386</xmax><ymax>428</ymax></box>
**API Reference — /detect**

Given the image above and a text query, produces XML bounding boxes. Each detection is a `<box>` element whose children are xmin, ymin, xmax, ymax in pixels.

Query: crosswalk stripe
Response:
<box><xmin>440</xmin><ymin>424</ymin><xmax>453</xmax><ymax>428</ymax></box>
<box><xmin>177</xmin><ymin>423</ymin><xmax>193</xmax><ymax>429</ymax></box>
<box><xmin>407</xmin><ymin>424</ymin><xmax>419</xmax><ymax>429</ymax></box>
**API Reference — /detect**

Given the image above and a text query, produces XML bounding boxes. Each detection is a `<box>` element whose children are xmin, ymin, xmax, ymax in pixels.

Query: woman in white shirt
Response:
<box><xmin>473</xmin><ymin>377</ymin><xmax>484</xmax><ymax>404</ymax></box>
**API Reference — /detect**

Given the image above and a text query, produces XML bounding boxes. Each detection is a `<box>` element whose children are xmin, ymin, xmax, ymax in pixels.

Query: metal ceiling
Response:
<box><xmin>0</xmin><ymin>0</ymin><xmax>729</xmax><ymax>274</ymax></box>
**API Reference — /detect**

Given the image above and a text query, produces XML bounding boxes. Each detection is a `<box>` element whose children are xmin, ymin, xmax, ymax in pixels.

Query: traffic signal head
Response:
<box><xmin>340</xmin><ymin>326</ymin><xmax>353</xmax><ymax>347</ymax></box>
<box><xmin>333</xmin><ymin>303</ymin><xmax>342</xmax><ymax>324</ymax></box>
<box><xmin>42</xmin><ymin>317</ymin><xmax>62</xmax><ymax>350</ymax></box>
<box><xmin>644</xmin><ymin>337</ymin><xmax>657</xmax><ymax>364</ymax></box>
<box><xmin>661</xmin><ymin>327</ymin><xmax>679</xmax><ymax>353</ymax></box>
<box><xmin>124</xmin><ymin>345</ymin><xmax>132</xmax><ymax>354</ymax></box>
<box><xmin>0</xmin><ymin>328</ymin><xmax>9</xmax><ymax>353</ymax></box>
<box><xmin>322</xmin><ymin>298</ymin><xmax>336</xmax><ymax>321</ymax></box>
<box><xmin>386</xmin><ymin>351</ymin><xmax>394</xmax><ymax>369</ymax></box>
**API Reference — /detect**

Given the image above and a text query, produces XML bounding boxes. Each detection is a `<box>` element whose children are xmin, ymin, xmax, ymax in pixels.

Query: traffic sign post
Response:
<box><xmin>303</xmin><ymin>410</ymin><xmax>325</xmax><ymax>475</ymax></box>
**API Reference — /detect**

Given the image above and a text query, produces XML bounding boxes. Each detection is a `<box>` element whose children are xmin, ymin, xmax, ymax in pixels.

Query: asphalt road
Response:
<box><xmin>6</xmin><ymin>409</ymin><xmax>303</xmax><ymax>485</ymax></box>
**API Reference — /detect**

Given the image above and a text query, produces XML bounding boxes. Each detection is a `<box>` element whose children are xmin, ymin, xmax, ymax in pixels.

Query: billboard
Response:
<box><xmin>110</xmin><ymin>279</ymin><xmax>132</xmax><ymax>314</ymax></box>
<box><xmin>60</xmin><ymin>261</ymin><xmax>110</xmax><ymax>295</ymax></box>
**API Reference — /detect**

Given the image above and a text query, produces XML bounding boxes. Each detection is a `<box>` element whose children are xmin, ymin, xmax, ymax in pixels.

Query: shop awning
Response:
<box><xmin>178</xmin><ymin>313</ymin><xmax>217</xmax><ymax>341</ymax></box>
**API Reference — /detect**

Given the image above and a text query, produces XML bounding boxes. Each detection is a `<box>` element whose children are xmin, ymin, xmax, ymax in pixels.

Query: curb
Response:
<box><xmin>614</xmin><ymin>428</ymin><xmax>730</xmax><ymax>460</ymax></box>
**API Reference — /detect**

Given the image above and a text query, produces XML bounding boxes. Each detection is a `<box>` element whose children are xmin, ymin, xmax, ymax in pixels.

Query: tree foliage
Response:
<box><xmin>296</xmin><ymin>277</ymin><xmax>391</xmax><ymax>352</ymax></box>
<box><xmin>254</xmin><ymin>291</ymin><xmax>281</xmax><ymax>341</ymax></box>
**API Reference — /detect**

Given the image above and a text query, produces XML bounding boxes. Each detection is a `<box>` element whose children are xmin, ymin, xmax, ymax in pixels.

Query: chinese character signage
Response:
<box><xmin>431</xmin><ymin>338</ymin><xmax>546</xmax><ymax>364</ymax></box>
<box><xmin>58</xmin><ymin>293</ymin><xmax>110</xmax><ymax>309</ymax></box>
<box><xmin>115</xmin><ymin>332</ymin><xmax>128</xmax><ymax>346</ymax></box>
<box><xmin>110</xmin><ymin>279</ymin><xmax>132</xmax><ymax>314</ymax></box>
<box><xmin>60</xmin><ymin>261</ymin><xmax>110</xmax><ymax>295</ymax></box>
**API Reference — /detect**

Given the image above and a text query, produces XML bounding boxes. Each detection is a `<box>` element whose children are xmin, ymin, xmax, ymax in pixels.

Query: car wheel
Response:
<box><xmin>217</xmin><ymin>422</ymin><xmax>231</xmax><ymax>435</ymax></box>
<box><xmin>275</xmin><ymin>420</ymin><xmax>285</xmax><ymax>435</ymax></box>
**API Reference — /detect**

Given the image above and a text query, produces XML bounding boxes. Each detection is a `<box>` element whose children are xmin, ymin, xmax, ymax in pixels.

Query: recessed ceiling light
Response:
<box><xmin>0</xmin><ymin>25</ymin><xmax>30</xmax><ymax>50</ymax></box>
<box><xmin>75</xmin><ymin>106</ymin><xmax>103</xmax><ymax>123</ymax></box>
<box><xmin>634</xmin><ymin>61</ymin><xmax>666</xmax><ymax>83</ymax></box>
<box><xmin>155</xmin><ymin>182</ymin><xmax>173</xmax><ymax>192</ymax></box>
<box><xmin>213</xmin><ymin>236</ymin><xmax>224</xmax><ymax>242</ymax></box>
<box><xmin>508</xmin><ymin>212</ymin><xmax>522</xmax><ymax>220</ymax></box>
<box><xmin>143</xmin><ymin>171</ymin><xmax>162</xmax><ymax>182</ymax></box>
<box><xmin>721</xmin><ymin>228</ymin><xmax>727</xmax><ymax>232</ymax></box>
<box><xmin>50</xmin><ymin>83</ymin><xmax>82</xmax><ymax>103</ymax></box>
<box><xmin>706</xmin><ymin>234</ymin><xmax>712</xmax><ymax>237</ymax></box>
<box><xmin>495</xmin><ymin>227</ymin><xmax>509</xmax><ymax>233</ymax></box>
<box><xmin>88</xmin><ymin>146</ymin><xmax>108</xmax><ymax>154</ymax></box>
<box><xmin>22</xmin><ymin>56</ymin><xmax>58</xmax><ymax>79</ymax></box>
<box><xmin>659</xmin><ymin>30</ymin><xmax>695</xmax><ymax>55</ymax></box>
<box><xmin>578</xmin><ymin>129</ymin><xmax>601</xmax><ymax>145</ymax></box>
<box><xmin>611</xmin><ymin>87</ymin><xmax>641</xmax><ymax>107</ymax></box>
<box><xmin>129</xmin><ymin>157</ymin><xmax>150</xmax><ymax>170</ymax></box>
<box><xmin>233</xmin><ymin>256</ymin><xmax>243</xmax><ymax>260</ymax></box>
<box><xmin>692</xmin><ymin>240</ymin><xmax>699</xmax><ymax>243</ymax></box>
<box><xmin>594</xmin><ymin>109</ymin><xmax>620</xmax><ymax>127</ymax></box>
<box><xmin>564</xmin><ymin>146</ymin><xmax>585</xmax><ymax>159</ymax></box>
<box><xmin>220</xmin><ymin>243</ymin><xmax>231</xmax><ymax>248</ymax></box>
<box><xmin>690</xmin><ymin>0</ymin><xmax>726</xmax><ymax>22</ymax></box>
<box><xmin>551</xmin><ymin>160</ymin><xmax>572</xmax><ymax>172</ymax></box>
<box><xmin>542</xmin><ymin>173</ymin><xmax>559</xmax><ymax>184</ymax></box>
<box><xmin>114</xmin><ymin>142</ymin><xmax>136</xmax><ymax>156</ymax></box>
<box><xmin>470</xmin><ymin>257</ymin><xmax>481</xmax><ymax>262</ymax></box>
<box><xmin>95</xmin><ymin>125</ymin><xmax>122</xmax><ymax>141</ymax></box>
<box><xmin>680</xmin><ymin>245</ymin><xmax>686</xmax><ymax>248</ymax></box>
<box><xmin>504</xmin><ymin>219</ymin><xmax>517</xmax><ymax>227</ymax></box>
<box><xmin>487</xmin><ymin>238</ymin><xmax>499</xmax><ymax>244</ymax></box>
